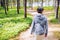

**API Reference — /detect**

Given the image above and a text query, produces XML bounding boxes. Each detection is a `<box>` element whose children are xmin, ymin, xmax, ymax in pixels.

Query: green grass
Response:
<box><xmin>0</xmin><ymin>8</ymin><xmax>32</xmax><ymax>40</ymax></box>
<box><xmin>48</xmin><ymin>13</ymin><xmax>59</xmax><ymax>24</ymax></box>
<box><xmin>32</xmin><ymin>6</ymin><xmax>54</xmax><ymax>11</ymax></box>
<box><xmin>0</xmin><ymin>6</ymin><xmax>4</xmax><ymax>10</ymax></box>
<box><xmin>49</xmin><ymin>10</ymin><xmax>60</xmax><ymax>24</ymax></box>
<box><xmin>43</xmin><ymin>6</ymin><xmax>54</xmax><ymax>10</ymax></box>
<box><xmin>50</xmin><ymin>18</ymin><xmax>59</xmax><ymax>24</ymax></box>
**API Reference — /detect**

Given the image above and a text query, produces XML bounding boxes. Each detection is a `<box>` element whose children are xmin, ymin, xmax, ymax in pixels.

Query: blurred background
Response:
<box><xmin>0</xmin><ymin>0</ymin><xmax>60</xmax><ymax>40</ymax></box>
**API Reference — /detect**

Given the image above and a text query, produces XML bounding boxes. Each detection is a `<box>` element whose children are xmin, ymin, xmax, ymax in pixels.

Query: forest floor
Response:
<box><xmin>10</xmin><ymin>9</ymin><xmax>60</xmax><ymax>40</ymax></box>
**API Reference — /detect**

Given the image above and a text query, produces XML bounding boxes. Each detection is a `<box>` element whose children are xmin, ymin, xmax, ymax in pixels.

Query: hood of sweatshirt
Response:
<box><xmin>36</xmin><ymin>14</ymin><xmax>45</xmax><ymax>20</ymax></box>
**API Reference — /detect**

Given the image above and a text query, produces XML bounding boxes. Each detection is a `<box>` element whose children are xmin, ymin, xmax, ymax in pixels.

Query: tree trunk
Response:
<box><xmin>54</xmin><ymin>0</ymin><xmax>56</xmax><ymax>8</ymax></box>
<box><xmin>41</xmin><ymin>0</ymin><xmax>43</xmax><ymax>8</ymax></box>
<box><xmin>19</xmin><ymin>0</ymin><xmax>21</xmax><ymax>9</ymax></box>
<box><xmin>5</xmin><ymin>0</ymin><xmax>7</xmax><ymax>15</ymax></box>
<box><xmin>10</xmin><ymin>0</ymin><xmax>13</xmax><ymax>9</ymax></box>
<box><xmin>17</xmin><ymin>0</ymin><xmax>20</xmax><ymax>14</ymax></box>
<box><xmin>55</xmin><ymin>0</ymin><xmax>59</xmax><ymax>19</ymax></box>
<box><xmin>0</xmin><ymin>0</ymin><xmax>1</xmax><ymax>6</ymax></box>
<box><xmin>29</xmin><ymin>0</ymin><xmax>33</xmax><ymax>9</ymax></box>
<box><xmin>1</xmin><ymin>0</ymin><xmax>5</xmax><ymax>8</ymax></box>
<box><xmin>6</xmin><ymin>0</ymin><xmax>9</xmax><ymax>11</ymax></box>
<box><xmin>47</xmin><ymin>0</ymin><xmax>50</xmax><ymax>6</ymax></box>
<box><xmin>24</xmin><ymin>0</ymin><xmax>27</xmax><ymax>18</ymax></box>
<box><xmin>29</xmin><ymin>0</ymin><xmax>32</xmax><ymax>8</ymax></box>
<box><xmin>37</xmin><ymin>0</ymin><xmax>39</xmax><ymax>7</ymax></box>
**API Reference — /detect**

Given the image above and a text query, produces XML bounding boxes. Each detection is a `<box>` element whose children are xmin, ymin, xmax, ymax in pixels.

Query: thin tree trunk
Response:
<box><xmin>30</xmin><ymin>0</ymin><xmax>33</xmax><ymax>9</ymax></box>
<box><xmin>54</xmin><ymin>0</ymin><xmax>56</xmax><ymax>8</ymax></box>
<box><xmin>47</xmin><ymin>0</ymin><xmax>50</xmax><ymax>6</ymax></box>
<box><xmin>29</xmin><ymin>0</ymin><xmax>31</xmax><ymax>8</ymax></box>
<box><xmin>11</xmin><ymin>0</ymin><xmax>13</xmax><ymax>9</ymax></box>
<box><xmin>19</xmin><ymin>0</ymin><xmax>20</xmax><ymax>9</ymax></box>
<box><xmin>41</xmin><ymin>0</ymin><xmax>43</xmax><ymax>8</ymax></box>
<box><xmin>6</xmin><ymin>0</ymin><xmax>9</xmax><ymax>11</ymax></box>
<box><xmin>24</xmin><ymin>0</ymin><xmax>27</xmax><ymax>18</ymax></box>
<box><xmin>1</xmin><ymin>0</ymin><xmax>5</xmax><ymax>8</ymax></box>
<box><xmin>55</xmin><ymin>0</ymin><xmax>59</xmax><ymax>19</ymax></box>
<box><xmin>0</xmin><ymin>0</ymin><xmax>1</xmax><ymax>6</ymax></box>
<box><xmin>5</xmin><ymin>0</ymin><xmax>7</xmax><ymax>15</ymax></box>
<box><xmin>37</xmin><ymin>0</ymin><xmax>39</xmax><ymax>7</ymax></box>
<box><xmin>17</xmin><ymin>0</ymin><xmax>20</xmax><ymax>14</ymax></box>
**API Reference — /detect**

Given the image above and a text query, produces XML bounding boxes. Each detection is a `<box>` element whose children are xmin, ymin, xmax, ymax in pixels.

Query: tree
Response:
<box><xmin>31</xmin><ymin>0</ymin><xmax>33</xmax><ymax>9</ymax></box>
<box><xmin>6</xmin><ymin>0</ymin><xmax>9</xmax><ymax>11</ymax></box>
<box><xmin>28</xmin><ymin>0</ymin><xmax>31</xmax><ymax>8</ymax></box>
<box><xmin>17</xmin><ymin>0</ymin><xmax>20</xmax><ymax>14</ymax></box>
<box><xmin>41</xmin><ymin>0</ymin><xmax>43</xmax><ymax>7</ymax></box>
<box><xmin>53</xmin><ymin>0</ymin><xmax>56</xmax><ymax>8</ymax></box>
<box><xmin>36</xmin><ymin>0</ymin><xmax>39</xmax><ymax>7</ymax></box>
<box><xmin>47</xmin><ymin>0</ymin><xmax>50</xmax><ymax>6</ymax></box>
<box><xmin>55</xmin><ymin>0</ymin><xmax>59</xmax><ymax>19</ymax></box>
<box><xmin>1</xmin><ymin>0</ymin><xmax>5</xmax><ymax>8</ymax></box>
<box><xmin>5</xmin><ymin>0</ymin><xmax>7</xmax><ymax>15</ymax></box>
<box><xmin>24</xmin><ymin>0</ymin><xmax>27</xmax><ymax>18</ymax></box>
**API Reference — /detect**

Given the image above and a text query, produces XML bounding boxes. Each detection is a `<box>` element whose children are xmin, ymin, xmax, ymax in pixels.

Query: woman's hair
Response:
<box><xmin>37</xmin><ymin>7</ymin><xmax>44</xmax><ymax>13</ymax></box>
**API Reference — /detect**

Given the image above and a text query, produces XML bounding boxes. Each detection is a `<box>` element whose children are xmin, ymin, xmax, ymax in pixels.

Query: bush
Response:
<box><xmin>50</xmin><ymin>18</ymin><xmax>59</xmax><ymax>24</ymax></box>
<box><xmin>0</xmin><ymin>7</ymin><xmax>4</xmax><ymax>10</ymax></box>
<box><xmin>0</xmin><ymin>9</ymin><xmax>32</xmax><ymax>40</ymax></box>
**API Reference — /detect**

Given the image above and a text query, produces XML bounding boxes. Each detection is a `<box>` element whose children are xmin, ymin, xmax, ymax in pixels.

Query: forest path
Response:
<box><xmin>10</xmin><ymin>9</ymin><xmax>60</xmax><ymax>40</ymax></box>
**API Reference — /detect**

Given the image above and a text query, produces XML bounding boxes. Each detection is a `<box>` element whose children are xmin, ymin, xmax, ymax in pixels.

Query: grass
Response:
<box><xmin>0</xmin><ymin>6</ymin><xmax>59</xmax><ymax>40</ymax></box>
<box><xmin>50</xmin><ymin>18</ymin><xmax>59</xmax><ymax>24</ymax></box>
<box><xmin>43</xmin><ymin>6</ymin><xmax>54</xmax><ymax>11</ymax></box>
<box><xmin>49</xmin><ymin>13</ymin><xmax>59</xmax><ymax>24</ymax></box>
<box><xmin>0</xmin><ymin>8</ymin><xmax>32</xmax><ymax>40</ymax></box>
<box><xmin>49</xmin><ymin>9</ymin><xmax>60</xmax><ymax>24</ymax></box>
<box><xmin>48</xmin><ymin>13</ymin><xmax>59</xmax><ymax>24</ymax></box>
<box><xmin>32</xmin><ymin>6</ymin><xmax>54</xmax><ymax>11</ymax></box>
<box><xmin>0</xmin><ymin>6</ymin><xmax>4</xmax><ymax>10</ymax></box>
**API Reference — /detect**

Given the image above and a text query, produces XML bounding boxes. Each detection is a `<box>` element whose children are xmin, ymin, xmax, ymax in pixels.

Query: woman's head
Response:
<box><xmin>37</xmin><ymin>7</ymin><xmax>44</xmax><ymax>13</ymax></box>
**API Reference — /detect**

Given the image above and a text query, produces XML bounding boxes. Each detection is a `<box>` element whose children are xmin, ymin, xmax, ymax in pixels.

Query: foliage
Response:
<box><xmin>50</xmin><ymin>18</ymin><xmax>59</xmax><ymax>24</ymax></box>
<box><xmin>48</xmin><ymin>13</ymin><xmax>58</xmax><ymax>24</ymax></box>
<box><xmin>0</xmin><ymin>7</ymin><xmax>4</xmax><ymax>10</ymax></box>
<box><xmin>32</xmin><ymin>6</ymin><xmax>54</xmax><ymax>11</ymax></box>
<box><xmin>49</xmin><ymin>10</ymin><xmax>60</xmax><ymax>24</ymax></box>
<box><xmin>48</xmin><ymin>13</ymin><xmax>54</xmax><ymax>18</ymax></box>
<box><xmin>43</xmin><ymin>6</ymin><xmax>54</xmax><ymax>10</ymax></box>
<box><xmin>0</xmin><ymin>9</ymin><xmax>32</xmax><ymax>40</ymax></box>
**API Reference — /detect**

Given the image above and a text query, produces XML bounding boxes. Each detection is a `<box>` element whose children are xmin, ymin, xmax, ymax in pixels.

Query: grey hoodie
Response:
<box><xmin>31</xmin><ymin>13</ymin><xmax>48</xmax><ymax>35</ymax></box>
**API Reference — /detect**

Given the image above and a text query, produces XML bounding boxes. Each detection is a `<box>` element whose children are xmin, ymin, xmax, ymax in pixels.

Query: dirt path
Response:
<box><xmin>10</xmin><ymin>9</ymin><xmax>60</xmax><ymax>40</ymax></box>
<box><xmin>18</xmin><ymin>10</ymin><xmax>60</xmax><ymax>40</ymax></box>
<box><xmin>18</xmin><ymin>27</ymin><xmax>60</xmax><ymax>40</ymax></box>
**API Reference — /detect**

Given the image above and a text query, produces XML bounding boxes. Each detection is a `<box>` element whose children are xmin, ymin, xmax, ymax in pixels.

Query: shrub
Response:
<box><xmin>50</xmin><ymin>18</ymin><xmax>59</xmax><ymax>24</ymax></box>
<box><xmin>0</xmin><ymin>9</ymin><xmax>32</xmax><ymax>40</ymax></box>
